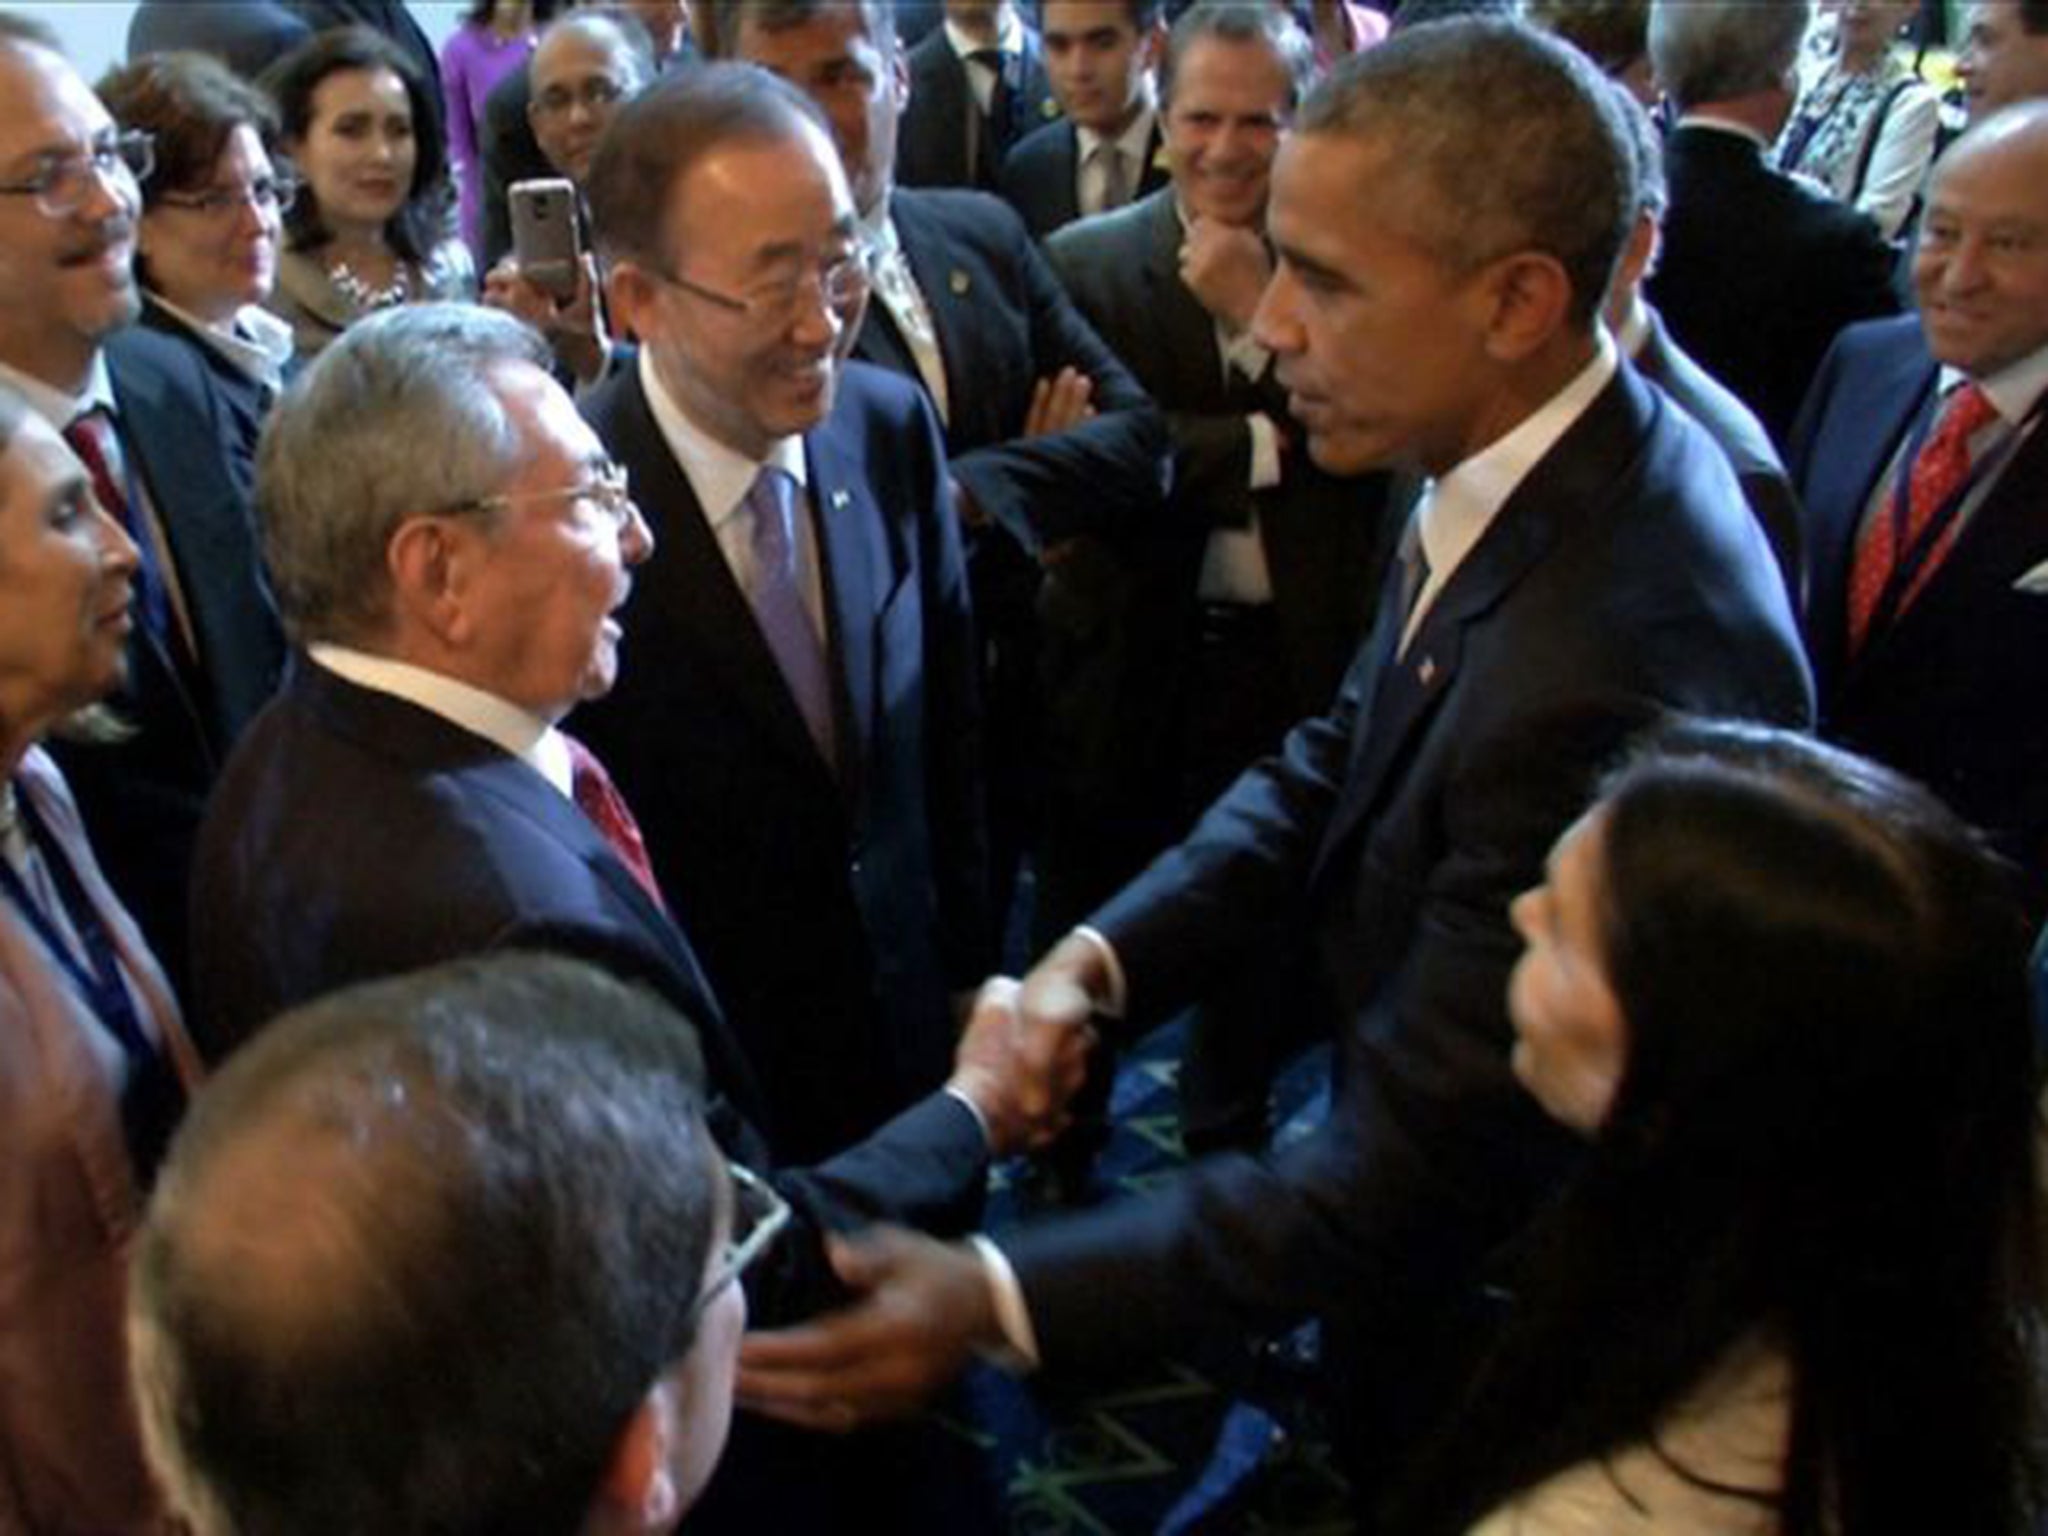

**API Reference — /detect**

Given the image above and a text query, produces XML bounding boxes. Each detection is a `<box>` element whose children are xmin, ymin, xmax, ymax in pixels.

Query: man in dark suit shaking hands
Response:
<box><xmin>737</xmin><ymin>20</ymin><xmax>1815</xmax><ymax>1513</ymax></box>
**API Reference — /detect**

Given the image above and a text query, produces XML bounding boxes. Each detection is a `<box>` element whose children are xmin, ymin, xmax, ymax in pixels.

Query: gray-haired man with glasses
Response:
<box><xmin>0</xmin><ymin>12</ymin><xmax>283</xmax><ymax>1001</ymax></box>
<box><xmin>191</xmin><ymin>296</ymin><xmax>1041</xmax><ymax>1533</ymax></box>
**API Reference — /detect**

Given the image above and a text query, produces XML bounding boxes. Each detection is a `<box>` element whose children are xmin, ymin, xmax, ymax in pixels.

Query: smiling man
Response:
<box><xmin>735</xmin><ymin>20</ymin><xmax>1813</xmax><ymax>1517</ymax></box>
<box><xmin>1790</xmin><ymin>100</ymin><xmax>2048</xmax><ymax>913</ymax></box>
<box><xmin>0</xmin><ymin>14</ymin><xmax>282</xmax><ymax>1000</ymax></box>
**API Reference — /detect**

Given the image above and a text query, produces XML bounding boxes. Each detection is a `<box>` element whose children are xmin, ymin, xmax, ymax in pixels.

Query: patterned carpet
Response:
<box><xmin>956</xmin><ymin>1021</ymin><xmax>1358</xmax><ymax>1534</ymax></box>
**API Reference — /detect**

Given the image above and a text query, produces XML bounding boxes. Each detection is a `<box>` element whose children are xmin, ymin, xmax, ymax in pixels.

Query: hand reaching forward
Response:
<box><xmin>737</xmin><ymin>1228</ymin><xmax>999</xmax><ymax>1431</ymax></box>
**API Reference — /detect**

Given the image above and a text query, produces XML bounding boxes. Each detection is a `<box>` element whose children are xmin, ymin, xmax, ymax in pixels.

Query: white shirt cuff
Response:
<box><xmin>942</xmin><ymin>1084</ymin><xmax>992</xmax><ymax>1148</ymax></box>
<box><xmin>968</xmin><ymin>1234</ymin><xmax>1041</xmax><ymax>1372</ymax></box>
<box><xmin>1070</xmin><ymin>924</ymin><xmax>1128</xmax><ymax>1018</ymax></box>
<box><xmin>1246</xmin><ymin>411</ymin><xmax>1282</xmax><ymax>492</ymax></box>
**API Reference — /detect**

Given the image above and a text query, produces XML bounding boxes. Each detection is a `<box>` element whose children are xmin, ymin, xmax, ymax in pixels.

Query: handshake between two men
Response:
<box><xmin>749</xmin><ymin>934</ymin><xmax>1116</xmax><ymax>1431</ymax></box>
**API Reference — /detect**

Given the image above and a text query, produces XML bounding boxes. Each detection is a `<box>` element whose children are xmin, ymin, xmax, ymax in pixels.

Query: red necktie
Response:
<box><xmin>563</xmin><ymin>734</ymin><xmax>666</xmax><ymax>911</ymax></box>
<box><xmin>64</xmin><ymin>408</ymin><xmax>179</xmax><ymax>655</ymax></box>
<box><xmin>1847</xmin><ymin>382</ymin><xmax>2000</xmax><ymax>652</ymax></box>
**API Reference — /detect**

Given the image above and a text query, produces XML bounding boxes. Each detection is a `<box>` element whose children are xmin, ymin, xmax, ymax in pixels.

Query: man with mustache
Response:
<box><xmin>0</xmin><ymin>13</ymin><xmax>283</xmax><ymax>999</ymax></box>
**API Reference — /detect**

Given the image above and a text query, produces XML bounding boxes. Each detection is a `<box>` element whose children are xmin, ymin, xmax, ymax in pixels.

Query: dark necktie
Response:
<box><xmin>564</xmin><ymin>734</ymin><xmax>667</xmax><ymax>910</ymax></box>
<box><xmin>745</xmin><ymin>467</ymin><xmax>837</xmax><ymax>765</ymax></box>
<box><xmin>1847</xmin><ymin>381</ymin><xmax>2000</xmax><ymax>652</ymax></box>
<box><xmin>64</xmin><ymin>407</ymin><xmax>178</xmax><ymax>656</ymax></box>
<box><xmin>970</xmin><ymin>47</ymin><xmax>1015</xmax><ymax>184</ymax></box>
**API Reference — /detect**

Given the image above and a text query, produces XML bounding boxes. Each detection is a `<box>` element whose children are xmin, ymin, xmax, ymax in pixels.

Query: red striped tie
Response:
<box><xmin>563</xmin><ymin>734</ymin><xmax>666</xmax><ymax>911</ymax></box>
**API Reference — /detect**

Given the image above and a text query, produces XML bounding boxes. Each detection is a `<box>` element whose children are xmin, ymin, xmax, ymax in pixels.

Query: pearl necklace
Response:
<box><xmin>327</xmin><ymin>258</ymin><xmax>413</xmax><ymax>315</ymax></box>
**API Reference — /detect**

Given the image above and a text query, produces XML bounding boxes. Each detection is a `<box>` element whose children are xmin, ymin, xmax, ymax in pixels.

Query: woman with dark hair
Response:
<box><xmin>98</xmin><ymin>50</ymin><xmax>296</xmax><ymax>493</ymax></box>
<box><xmin>260</xmin><ymin>26</ymin><xmax>471</xmax><ymax>359</ymax></box>
<box><xmin>1389</xmin><ymin>720</ymin><xmax>2047</xmax><ymax>1535</ymax></box>
<box><xmin>0</xmin><ymin>381</ymin><xmax>200</xmax><ymax>1533</ymax></box>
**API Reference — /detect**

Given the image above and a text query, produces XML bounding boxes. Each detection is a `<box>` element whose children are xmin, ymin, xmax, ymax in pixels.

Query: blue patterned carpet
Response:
<box><xmin>953</xmin><ymin>1022</ymin><xmax>1357</xmax><ymax>1534</ymax></box>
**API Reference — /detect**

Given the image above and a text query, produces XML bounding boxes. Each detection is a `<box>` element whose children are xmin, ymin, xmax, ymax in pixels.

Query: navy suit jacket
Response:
<box><xmin>135</xmin><ymin>295</ymin><xmax>276</xmax><ymax>498</ymax></box>
<box><xmin>1047</xmin><ymin>186</ymin><xmax>1394</xmax><ymax>709</ymax></box>
<box><xmin>190</xmin><ymin>660</ymin><xmax>992</xmax><ymax>1301</ymax></box>
<box><xmin>857</xmin><ymin>187</ymin><xmax>1168</xmax><ymax>551</ymax></box>
<box><xmin>576</xmin><ymin>360</ymin><xmax>991</xmax><ymax>1165</ymax></box>
<box><xmin>997</xmin><ymin>115</ymin><xmax>1170</xmax><ymax>240</ymax></box>
<box><xmin>1004</xmin><ymin>362</ymin><xmax>1815</xmax><ymax>1491</ymax></box>
<box><xmin>897</xmin><ymin>24</ymin><xmax>1058</xmax><ymax>192</ymax></box>
<box><xmin>1790</xmin><ymin>316</ymin><xmax>2048</xmax><ymax>905</ymax></box>
<box><xmin>45</xmin><ymin>326</ymin><xmax>284</xmax><ymax>1000</ymax></box>
<box><xmin>1648</xmin><ymin>123</ymin><xmax>1899</xmax><ymax>449</ymax></box>
<box><xmin>1634</xmin><ymin>303</ymin><xmax>1804</xmax><ymax>609</ymax></box>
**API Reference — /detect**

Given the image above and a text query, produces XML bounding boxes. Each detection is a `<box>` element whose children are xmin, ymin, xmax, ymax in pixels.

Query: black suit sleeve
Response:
<box><xmin>947</xmin><ymin>232</ymin><xmax>1169</xmax><ymax>551</ymax></box>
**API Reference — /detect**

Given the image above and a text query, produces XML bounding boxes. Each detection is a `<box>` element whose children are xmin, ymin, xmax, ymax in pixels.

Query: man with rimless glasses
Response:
<box><xmin>0</xmin><ymin>13</ymin><xmax>284</xmax><ymax>1003</ymax></box>
<box><xmin>131</xmin><ymin>953</ymin><xmax>777</xmax><ymax>1535</ymax></box>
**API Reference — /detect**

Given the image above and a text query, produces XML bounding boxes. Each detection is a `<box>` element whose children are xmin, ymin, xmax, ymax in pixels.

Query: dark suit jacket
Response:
<box><xmin>1634</xmin><ymin>303</ymin><xmax>1805</xmax><ymax>610</ymax></box>
<box><xmin>127</xmin><ymin>0</ymin><xmax>312</xmax><ymax>78</ymax></box>
<box><xmin>998</xmin><ymin>114</ymin><xmax>1170</xmax><ymax>240</ymax></box>
<box><xmin>1047</xmin><ymin>187</ymin><xmax>1394</xmax><ymax>711</ymax></box>
<box><xmin>858</xmin><ymin>187</ymin><xmax>1167</xmax><ymax>551</ymax></box>
<box><xmin>1648</xmin><ymin>122</ymin><xmax>1899</xmax><ymax>449</ymax></box>
<box><xmin>478</xmin><ymin>62</ymin><xmax>550</xmax><ymax>269</ymax></box>
<box><xmin>45</xmin><ymin>326</ymin><xmax>284</xmax><ymax>1001</ymax></box>
<box><xmin>897</xmin><ymin>24</ymin><xmax>1058</xmax><ymax>192</ymax></box>
<box><xmin>576</xmin><ymin>360</ymin><xmax>991</xmax><ymax>1165</ymax></box>
<box><xmin>1003</xmin><ymin>363</ymin><xmax>1815</xmax><ymax>1494</ymax></box>
<box><xmin>135</xmin><ymin>295</ymin><xmax>276</xmax><ymax>498</ymax></box>
<box><xmin>190</xmin><ymin>660</ymin><xmax>990</xmax><ymax>1270</ymax></box>
<box><xmin>191</xmin><ymin>659</ymin><xmax>993</xmax><ymax>1535</ymax></box>
<box><xmin>1790</xmin><ymin>315</ymin><xmax>2048</xmax><ymax>905</ymax></box>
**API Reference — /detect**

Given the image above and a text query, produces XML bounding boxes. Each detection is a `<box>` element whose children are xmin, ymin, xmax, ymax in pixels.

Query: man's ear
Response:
<box><xmin>387</xmin><ymin>516</ymin><xmax>476</xmax><ymax>649</ymax></box>
<box><xmin>607</xmin><ymin>260</ymin><xmax>661</xmax><ymax>349</ymax></box>
<box><xmin>1477</xmin><ymin>250</ymin><xmax>1574</xmax><ymax>364</ymax></box>
<box><xmin>592</xmin><ymin>1379</ymin><xmax>682</xmax><ymax>1533</ymax></box>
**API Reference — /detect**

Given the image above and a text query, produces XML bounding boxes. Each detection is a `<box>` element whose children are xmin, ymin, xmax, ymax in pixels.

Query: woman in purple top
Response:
<box><xmin>439</xmin><ymin>0</ymin><xmax>555</xmax><ymax>256</ymax></box>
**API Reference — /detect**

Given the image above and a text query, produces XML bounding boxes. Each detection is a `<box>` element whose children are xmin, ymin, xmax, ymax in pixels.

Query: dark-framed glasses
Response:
<box><xmin>442</xmin><ymin>462</ymin><xmax>639</xmax><ymax>532</ymax></box>
<box><xmin>157</xmin><ymin>173</ymin><xmax>299</xmax><ymax>219</ymax></box>
<box><xmin>652</xmin><ymin>238</ymin><xmax>874</xmax><ymax>329</ymax></box>
<box><xmin>530</xmin><ymin>73</ymin><xmax>629</xmax><ymax>120</ymax></box>
<box><xmin>685</xmin><ymin>1161</ymin><xmax>792</xmax><ymax>1327</ymax></box>
<box><xmin>0</xmin><ymin>129</ymin><xmax>154</xmax><ymax>219</ymax></box>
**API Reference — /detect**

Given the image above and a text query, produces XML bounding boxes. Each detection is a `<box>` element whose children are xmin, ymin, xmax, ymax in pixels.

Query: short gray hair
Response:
<box><xmin>1299</xmin><ymin>17</ymin><xmax>1636</xmax><ymax>327</ymax></box>
<box><xmin>256</xmin><ymin>304</ymin><xmax>549</xmax><ymax>647</ymax></box>
<box><xmin>533</xmin><ymin>10</ymin><xmax>657</xmax><ymax>91</ymax></box>
<box><xmin>1647</xmin><ymin>0</ymin><xmax>1810</xmax><ymax>110</ymax></box>
<box><xmin>1160</xmin><ymin>0</ymin><xmax>1314</xmax><ymax>113</ymax></box>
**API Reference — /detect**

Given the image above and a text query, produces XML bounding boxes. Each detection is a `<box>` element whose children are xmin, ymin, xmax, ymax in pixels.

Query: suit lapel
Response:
<box><xmin>1314</xmin><ymin>378</ymin><xmax>1638</xmax><ymax>868</ymax></box>
<box><xmin>806</xmin><ymin>422</ymin><xmax>880</xmax><ymax>802</ymax></box>
<box><xmin>1143</xmin><ymin>193</ymin><xmax>1229</xmax><ymax>410</ymax></box>
<box><xmin>891</xmin><ymin>194</ymin><xmax>968</xmax><ymax>395</ymax></box>
<box><xmin>603</xmin><ymin>370</ymin><xmax>837</xmax><ymax>781</ymax></box>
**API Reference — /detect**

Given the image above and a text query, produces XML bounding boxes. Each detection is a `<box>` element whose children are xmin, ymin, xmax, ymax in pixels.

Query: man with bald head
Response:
<box><xmin>1791</xmin><ymin>101</ymin><xmax>2048</xmax><ymax>912</ymax></box>
<box><xmin>737</xmin><ymin>18</ymin><xmax>1812</xmax><ymax>1512</ymax></box>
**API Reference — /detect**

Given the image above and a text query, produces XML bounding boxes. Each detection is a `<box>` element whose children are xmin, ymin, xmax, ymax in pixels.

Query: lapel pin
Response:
<box><xmin>948</xmin><ymin>269</ymin><xmax>971</xmax><ymax>297</ymax></box>
<box><xmin>1417</xmin><ymin>656</ymin><xmax>1438</xmax><ymax>687</ymax></box>
<box><xmin>829</xmin><ymin>488</ymin><xmax>851</xmax><ymax>510</ymax></box>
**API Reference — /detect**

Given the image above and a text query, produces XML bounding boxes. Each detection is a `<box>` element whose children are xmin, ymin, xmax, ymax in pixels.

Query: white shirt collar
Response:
<box><xmin>946</xmin><ymin>6</ymin><xmax>1024</xmax><ymax>62</ymax></box>
<box><xmin>1412</xmin><ymin>334</ymin><xmax>1619</xmax><ymax>624</ymax></box>
<box><xmin>308</xmin><ymin>643</ymin><xmax>573</xmax><ymax>796</ymax></box>
<box><xmin>1075</xmin><ymin>96</ymin><xmax>1156</xmax><ymax>164</ymax></box>
<box><xmin>0</xmin><ymin>351</ymin><xmax>115</xmax><ymax>429</ymax></box>
<box><xmin>150</xmin><ymin>293</ymin><xmax>294</xmax><ymax>389</ymax></box>
<box><xmin>1674</xmin><ymin>112</ymin><xmax>1773</xmax><ymax>151</ymax></box>
<box><xmin>636</xmin><ymin>347</ymin><xmax>807</xmax><ymax>532</ymax></box>
<box><xmin>1613</xmin><ymin>300</ymin><xmax>1652</xmax><ymax>360</ymax></box>
<box><xmin>1940</xmin><ymin>338</ymin><xmax>2048</xmax><ymax>425</ymax></box>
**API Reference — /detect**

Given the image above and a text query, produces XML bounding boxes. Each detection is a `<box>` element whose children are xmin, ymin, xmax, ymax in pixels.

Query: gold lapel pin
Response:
<box><xmin>948</xmin><ymin>269</ymin><xmax>971</xmax><ymax>296</ymax></box>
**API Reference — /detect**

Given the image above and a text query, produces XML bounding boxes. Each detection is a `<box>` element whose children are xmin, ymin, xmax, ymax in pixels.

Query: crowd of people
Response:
<box><xmin>3</xmin><ymin>1</ymin><xmax>2047</xmax><ymax>1532</ymax></box>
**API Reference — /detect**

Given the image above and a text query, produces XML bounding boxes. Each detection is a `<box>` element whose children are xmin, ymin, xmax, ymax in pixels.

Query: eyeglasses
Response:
<box><xmin>156</xmin><ymin>173</ymin><xmax>299</xmax><ymax>218</ymax></box>
<box><xmin>530</xmin><ymin>74</ymin><xmax>630</xmax><ymax>120</ymax></box>
<box><xmin>443</xmin><ymin>463</ymin><xmax>640</xmax><ymax>532</ymax></box>
<box><xmin>651</xmin><ymin>239</ymin><xmax>874</xmax><ymax>329</ymax></box>
<box><xmin>0</xmin><ymin>129</ymin><xmax>154</xmax><ymax>219</ymax></box>
<box><xmin>684</xmin><ymin>1162</ymin><xmax>791</xmax><ymax>1328</ymax></box>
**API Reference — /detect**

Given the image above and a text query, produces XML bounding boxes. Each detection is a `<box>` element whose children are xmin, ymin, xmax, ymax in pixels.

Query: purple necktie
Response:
<box><xmin>745</xmin><ymin>467</ymin><xmax>836</xmax><ymax>765</ymax></box>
